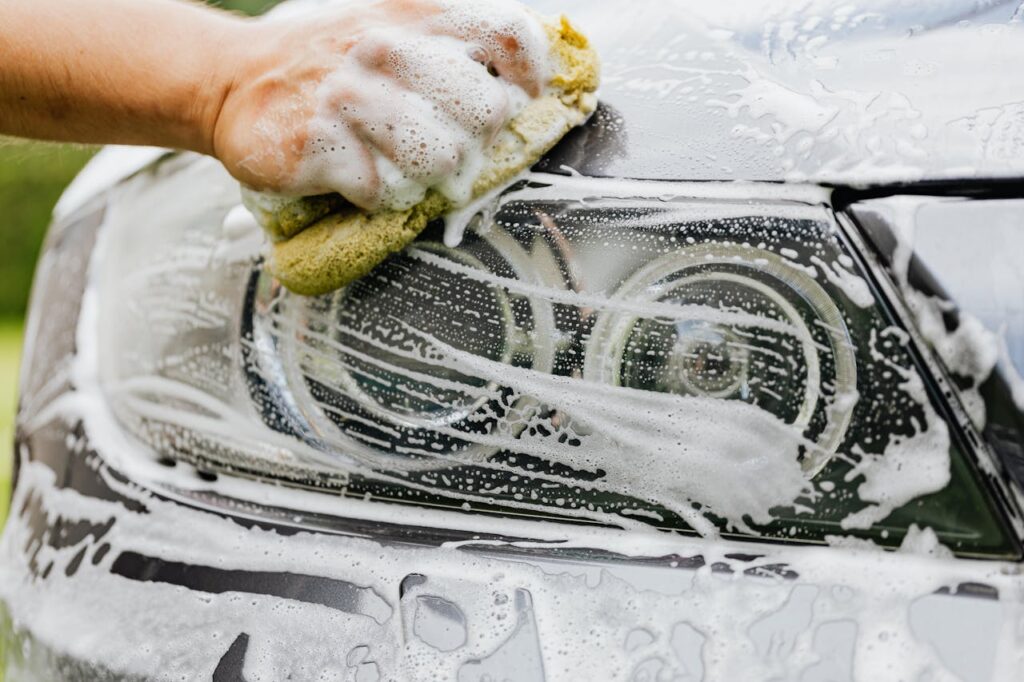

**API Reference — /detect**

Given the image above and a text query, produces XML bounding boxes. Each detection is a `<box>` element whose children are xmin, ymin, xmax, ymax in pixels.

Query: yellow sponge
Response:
<box><xmin>265</xmin><ymin>15</ymin><xmax>600</xmax><ymax>297</ymax></box>
<box><xmin>271</xmin><ymin>192</ymin><xmax>449</xmax><ymax>296</ymax></box>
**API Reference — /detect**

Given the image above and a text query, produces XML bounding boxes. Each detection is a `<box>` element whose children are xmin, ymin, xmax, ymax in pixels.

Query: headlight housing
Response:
<box><xmin>39</xmin><ymin>152</ymin><xmax>1019</xmax><ymax>557</ymax></box>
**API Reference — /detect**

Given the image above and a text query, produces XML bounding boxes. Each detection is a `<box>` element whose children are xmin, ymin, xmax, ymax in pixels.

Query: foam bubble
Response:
<box><xmin>290</xmin><ymin>0</ymin><xmax>553</xmax><ymax>213</ymax></box>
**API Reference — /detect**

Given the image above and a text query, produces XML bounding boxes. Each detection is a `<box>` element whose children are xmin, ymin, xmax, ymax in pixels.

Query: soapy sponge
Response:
<box><xmin>254</xmin><ymin>15</ymin><xmax>600</xmax><ymax>297</ymax></box>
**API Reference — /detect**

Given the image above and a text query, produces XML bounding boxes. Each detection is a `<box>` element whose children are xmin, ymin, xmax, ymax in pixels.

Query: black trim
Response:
<box><xmin>212</xmin><ymin>633</ymin><xmax>250</xmax><ymax>682</ymax></box>
<box><xmin>830</xmin><ymin>178</ymin><xmax>1024</xmax><ymax>212</ymax></box>
<box><xmin>109</xmin><ymin>551</ymin><xmax>393</xmax><ymax>624</ymax></box>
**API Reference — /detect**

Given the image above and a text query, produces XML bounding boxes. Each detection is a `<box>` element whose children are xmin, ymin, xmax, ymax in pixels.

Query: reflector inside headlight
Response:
<box><xmin>90</xmin><ymin>154</ymin><xmax>1017</xmax><ymax>554</ymax></box>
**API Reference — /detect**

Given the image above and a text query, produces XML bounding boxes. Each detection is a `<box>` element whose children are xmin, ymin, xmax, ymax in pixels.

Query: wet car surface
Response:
<box><xmin>3</xmin><ymin>1</ymin><xmax>1024</xmax><ymax>680</ymax></box>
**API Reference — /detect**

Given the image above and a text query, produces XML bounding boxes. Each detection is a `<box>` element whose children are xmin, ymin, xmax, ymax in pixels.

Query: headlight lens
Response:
<box><xmin>257</xmin><ymin>229</ymin><xmax>559</xmax><ymax>471</ymax></box>
<box><xmin>84</xmin><ymin>153</ymin><xmax>1018</xmax><ymax>556</ymax></box>
<box><xmin>583</xmin><ymin>244</ymin><xmax>857</xmax><ymax>475</ymax></box>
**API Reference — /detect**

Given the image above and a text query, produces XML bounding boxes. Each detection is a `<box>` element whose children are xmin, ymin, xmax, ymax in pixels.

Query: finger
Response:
<box><xmin>298</xmin><ymin>81</ymin><xmax>384</xmax><ymax>209</ymax></box>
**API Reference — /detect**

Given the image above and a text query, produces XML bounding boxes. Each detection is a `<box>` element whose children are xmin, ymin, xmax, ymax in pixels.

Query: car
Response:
<box><xmin>3</xmin><ymin>0</ymin><xmax>1024</xmax><ymax>679</ymax></box>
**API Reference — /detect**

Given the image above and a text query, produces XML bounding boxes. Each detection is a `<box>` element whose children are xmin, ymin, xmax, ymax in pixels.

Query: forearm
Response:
<box><xmin>0</xmin><ymin>0</ymin><xmax>244</xmax><ymax>155</ymax></box>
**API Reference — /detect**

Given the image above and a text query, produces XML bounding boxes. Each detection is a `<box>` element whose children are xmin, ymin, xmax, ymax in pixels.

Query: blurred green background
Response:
<box><xmin>0</xmin><ymin>0</ymin><xmax>276</xmax><ymax>526</ymax></box>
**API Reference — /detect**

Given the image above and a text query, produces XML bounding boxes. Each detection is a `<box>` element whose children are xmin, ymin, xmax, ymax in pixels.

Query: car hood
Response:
<box><xmin>529</xmin><ymin>0</ymin><xmax>1024</xmax><ymax>186</ymax></box>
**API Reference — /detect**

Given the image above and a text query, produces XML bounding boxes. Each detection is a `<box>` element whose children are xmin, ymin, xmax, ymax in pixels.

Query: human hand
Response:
<box><xmin>213</xmin><ymin>0</ymin><xmax>552</xmax><ymax>212</ymax></box>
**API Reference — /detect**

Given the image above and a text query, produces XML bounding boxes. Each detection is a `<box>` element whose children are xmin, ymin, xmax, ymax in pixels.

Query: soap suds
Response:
<box><xmin>222</xmin><ymin>204</ymin><xmax>260</xmax><ymax>240</ymax></box>
<box><xmin>897</xmin><ymin>524</ymin><xmax>954</xmax><ymax>560</ymax></box>
<box><xmin>809</xmin><ymin>255</ymin><xmax>874</xmax><ymax>309</ymax></box>
<box><xmin>266</xmin><ymin>0</ymin><xmax>553</xmax><ymax>212</ymax></box>
<box><xmin>441</xmin><ymin>170</ymin><xmax>527</xmax><ymax>248</ymax></box>
<box><xmin>886</xmin><ymin>197</ymin><xmax>998</xmax><ymax>428</ymax></box>
<box><xmin>840</xmin><ymin>330</ymin><xmax>951</xmax><ymax>531</ymax></box>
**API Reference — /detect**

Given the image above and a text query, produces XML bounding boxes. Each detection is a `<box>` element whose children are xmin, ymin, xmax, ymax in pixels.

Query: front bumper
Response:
<box><xmin>2</xmin><ymin>412</ymin><xmax>1023</xmax><ymax>682</ymax></box>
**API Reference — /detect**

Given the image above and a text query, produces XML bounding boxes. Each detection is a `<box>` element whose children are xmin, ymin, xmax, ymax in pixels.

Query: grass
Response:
<box><xmin>0</xmin><ymin>141</ymin><xmax>97</xmax><ymax>318</ymax></box>
<box><xmin>0</xmin><ymin>321</ymin><xmax>22</xmax><ymax>527</ymax></box>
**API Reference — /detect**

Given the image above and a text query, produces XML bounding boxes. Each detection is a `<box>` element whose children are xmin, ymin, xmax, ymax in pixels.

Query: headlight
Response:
<box><xmin>583</xmin><ymin>242</ymin><xmax>857</xmax><ymax>476</ymax></box>
<box><xmin>59</xmin><ymin>153</ymin><xmax>1018</xmax><ymax>557</ymax></box>
<box><xmin>253</xmin><ymin>228</ymin><xmax>559</xmax><ymax>471</ymax></box>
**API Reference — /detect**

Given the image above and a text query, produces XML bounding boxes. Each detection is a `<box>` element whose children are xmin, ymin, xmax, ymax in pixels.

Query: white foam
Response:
<box><xmin>283</xmin><ymin>0</ymin><xmax>556</xmax><ymax>213</ymax></box>
<box><xmin>885</xmin><ymin>197</ymin><xmax>998</xmax><ymax>428</ymax></box>
<box><xmin>394</xmin><ymin>320</ymin><xmax>815</xmax><ymax>535</ymax></box>
<box><xmin>809</xmin><ymin>255</ymin><xmax>874</xmax><ymax>309</ymax></box>
<box><xmin>441</xmin><ymin>170</ymin><xmax>527</xmax><ymax>247</ymax></box>
<box><xmin>897</xmin><ymin>524</ymin><xmax>954</xmax><ymax>560</ymax></box>
<box><xmin>840</xmin><ymin>330</ymin><xmax>951</xmax><ymax>531</ymax></box>
<box><xmin>221</xmin><ymin>204</ymin><xmax>261</xmax><ymax>241</ymax></box>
